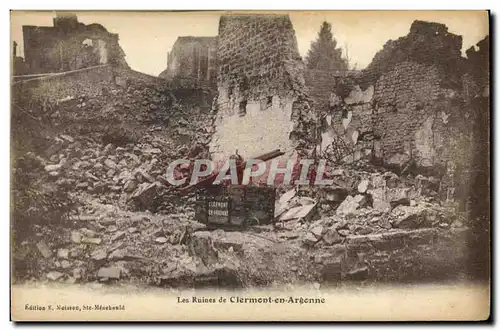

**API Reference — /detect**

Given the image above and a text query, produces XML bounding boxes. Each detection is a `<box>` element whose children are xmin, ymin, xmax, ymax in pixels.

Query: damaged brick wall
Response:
<box><xmin>209</xmin><ymin>14</ymin><xmax>316</xmax><ymax>161</ymax></box>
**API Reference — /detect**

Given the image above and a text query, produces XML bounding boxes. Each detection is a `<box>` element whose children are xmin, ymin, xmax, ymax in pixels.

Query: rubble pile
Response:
<box><xmin>18</xmin><ymin>156</ymin><xmax>468</xmax><ymax>287</ymax></box>
<box><xmin>11</xmin><ymin>78</ymin><xmax>219</xmax><ymax>282</ymax></box>
<box><xmin>27</xmin><ymin>80</ymin><xmax>218</xmax><ymax>214</ymax></box>
<box><xmin>23</xmin><ymin>203</ymin><xmax>210</xmax><ymax>285</ymax></box>
<box><xmin>53</xmin><ymin>82</ymin><xmax>216</xmax><ymax>148</ymax></box>
<box><xmin>13</xmin><ymin>73</ymin><xmax>471</xmax><ymax>287</ymax></box>
<box><xmin>37</xmin><ymin>133</ymin><xmax>191</xmax><ymax>213</ymax></box>
<box><xmin>275</xmin><ymin>167</ymin><xmax>465</xmax><ymax>248</ymax></box>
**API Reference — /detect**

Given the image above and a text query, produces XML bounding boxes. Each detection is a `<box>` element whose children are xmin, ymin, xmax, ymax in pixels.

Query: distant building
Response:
<box><xmin>159</xmin><ymin>36</ymin><xmax>217</xmax><ymax>85</ymax></box>
<box><xmin>21</xmin><ymin>13</ymin><xmax>128</xmax><ymax>74</ymax></box>
<box><xmin>12</xmin><ymin>41</ymin><xmax>28</xmax><ymax>75</ymax></box>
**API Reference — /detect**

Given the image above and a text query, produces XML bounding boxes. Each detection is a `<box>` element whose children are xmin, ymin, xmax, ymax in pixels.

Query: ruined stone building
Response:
<box><xmin>317</xmin><ymin>20</ymin><xmax>489</xmax><ymax>175</ymax></box>
<box><xmin>21</xmin><ymin>13</ymin><xmax>128</xmax><ymax>74</ymax></box>
<box><xmin>159</xmin><ymin>36</ymin><xmax>217</xmax><ymax>85</ymax></box>
<box><xmin>164</xmin><ymin>14</ymin><xmax>488</xmax><ymax>213</ymax></box>
<box><xmin>164</xmin><ymin>16</ymin><xmax>489</xmax><ymax>195</ymax></box>
<box><xmin>207</xmin><ymin>14</ymin><xmax>313</xmax><ymax>162</ymax></box>
<box><xmin>312</xmin><ymin>20</ymin><xmax>489</xmax><ymax>214</ymax></box>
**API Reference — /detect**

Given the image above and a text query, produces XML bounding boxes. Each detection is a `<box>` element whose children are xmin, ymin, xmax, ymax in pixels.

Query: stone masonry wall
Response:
<box><xmin>304</xmin><ymin>69</ymin><xmax>339</xmax><ymax>111</ymax></box>
<box><xmin>360</xmin><ymin>20</ymin><xmax>464</xmax><ymax>89</ymax></box>
<box><xmin>312</xmin><ymin>20</ymin><xmax>478</xmax><ymax>178</ymax></box>
<box><xmin>320</xmin><ymin>61</ymin><xmax>470</xmax><ymax>171</ymax></box>
<box><xmin>12</xmin><ymin>65</ymin><xmax>114</xmax><ymax>102</ymax></box>
<box><xmin>372</xmin><ymin>61</ymin><xmax>452</xmax><ymax>168</ymax></box>
<box><xmin>210</xmin><ymin>14</ymin><xmax>314</xmax><ymax>162</ymax></box>
<box><xmin>12</xmin><ymin>65</ymin><xmax>168</xmax><ymax>105</ymax></box>
<box><xmin>159</xmin><ymin>37</ymin><xmax>218</xmax><ymax>86</ymax></box>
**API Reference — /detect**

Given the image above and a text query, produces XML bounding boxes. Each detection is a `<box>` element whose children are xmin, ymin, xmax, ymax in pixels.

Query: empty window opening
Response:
<box><xmin>266</xmin><ymin>96</ymin><xmax>273</xmax><ymax>108</ymax></box>
<box><xmin>239</xmin><ymin>100</ymin><xmax>247</xmax><ymax>116</ymax></box>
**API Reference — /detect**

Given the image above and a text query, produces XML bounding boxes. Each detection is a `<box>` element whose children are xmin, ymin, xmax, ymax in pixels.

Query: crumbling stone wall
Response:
<box><xmin>360</xmin><ymin>20</ymin><xmax>465</xmax><ymax>89</ymax></box>
<box><xmin>12</xmin><ymin>65</ymin><xmax>168</xmax><ymax>105</ymax></box>
<box><xmin>12</xmin><ymin>65</ymin><xmax>114</xmax><ymax>102</ymax></box>
<box><xmin>461</xmin><ymin>36</ymin><xmax>490</xmax><ymax>220</ymax></box>
<box><xmin>363</xmin><ymin>20</ymin><xmax>478</xmax><ymax>175</ymax></box>
<box><xmin>22</xmin><ymin>13</ymin><xmax>128</xmax><ymax>74</ymax></box>
<box><xmin>159</xmin><ymin>36</ymin><xmax>217</xmax><ymax>86</ymax></box>
<box><xmin>209</xmin><ymin>14</ymin><xmax>315</xmax><ymax>161</ymax></box>
<box><xmin>371</xmin><ymin>61</ymin><xmax>463</xmax><ymax>169</ymax></box>
<box><xmin>312</xmin><ymin>20</ymin><xmax>482</xmax><ymax>176</ymax></box>
<box><xmin>304</xmin><ymin>69</ymin><xmax>340</xmax><ymax>111</ymax></box>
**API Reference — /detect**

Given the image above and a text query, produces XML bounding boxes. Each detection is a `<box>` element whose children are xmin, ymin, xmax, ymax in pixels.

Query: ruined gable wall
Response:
<box><xmin>209</xmin><ymin>14</ymin><xmax>313</xmax><ymax>161</ymax></box>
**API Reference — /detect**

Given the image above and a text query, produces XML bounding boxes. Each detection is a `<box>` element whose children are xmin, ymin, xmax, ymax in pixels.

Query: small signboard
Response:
<box><xmin>194</xmin><ymin>185</ymin><xmax>276</xmax><ymax>228</ymax></box>
<box><xmin>207</xmin><ymin>199</ymin><xmax>230</xmax><ymax>224</ymax></box>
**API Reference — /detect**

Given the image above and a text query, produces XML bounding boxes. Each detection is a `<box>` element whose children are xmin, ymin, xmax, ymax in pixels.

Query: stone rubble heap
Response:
<box><xmin>53</xmin><ymin>82</ymin><xmax>216</xmax><ymax>147</ymax></box>
<box><xmin>28</xmin><ymin>80</ymin><xmax>217</xmax><ymax>214</ymax></box>
<box><xmin>23</xmin><ymin>156</ymin><xmax>468</xmax><ymax>287</ymax></box>
<box><xmin>28</xmin><ymin>204</ymin><xmax>207</xmax><ymax>286</ymax></box>
<box><xmin>13</xmin><ymin>51</ymin><xmax>471</xmax><ymax>287</ymax></box>
<box><xmin>276</xmin><ymin>167</ymin><xmax>465</xmax><ymax>247</ymax></box>
<box><xmin>37</xmin><ymin>134</ymin><xmax>187</xmax><ymax>213</ymax></box>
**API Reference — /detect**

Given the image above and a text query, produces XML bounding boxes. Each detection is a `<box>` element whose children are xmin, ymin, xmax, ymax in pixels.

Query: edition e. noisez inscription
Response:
<box><xmin>25</xmin><ymin>304</ymin><xmax>125</xmax><ymax>311</ymax></box>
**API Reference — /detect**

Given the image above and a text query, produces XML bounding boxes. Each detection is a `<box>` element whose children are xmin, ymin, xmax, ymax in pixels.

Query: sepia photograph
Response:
<box><xmin>9</xmin><ymin>10</ymin><xmax>490</xmax><ymax>321</ymax></box>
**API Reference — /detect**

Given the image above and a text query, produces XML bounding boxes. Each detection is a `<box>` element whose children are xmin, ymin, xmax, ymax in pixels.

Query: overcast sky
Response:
<box><xmin>11</xmin><ymin>11</ymin><xmax>489</xmax><ymax>77</ymax></box>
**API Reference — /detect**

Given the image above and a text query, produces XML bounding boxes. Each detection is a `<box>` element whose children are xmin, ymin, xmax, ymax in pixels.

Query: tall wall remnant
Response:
<box><xmin>209</xmin><ymin>14</ymin><xmax>315</xmax><ymax>162</ymax></box>
<box><xmin>311</xmin><ymin>20</ymin><xmax>488</xmax><ymax>172</ymax></box>
<box><xmin>360</xmin><ymin>20</ymin><xmax>465</xmax><ymax>89</ymax></box>
<box><xmin>159</xmin><ymin>36</ymin><xmax>217</xmax><ymax>86</ymax></box>
<box><xmin>22</xmin><ymin>12</ymin><xmax>128</xmax><ymax>74</ymax></box>
<box><xmin>12</xmin><ymin>41</ymin><xmax>28</xmax><ymax>75</ymax></box>
<box><xmin>305</xmin><ymin>20</ymin><xmax>489</xmax><ymax>214</ymax></box>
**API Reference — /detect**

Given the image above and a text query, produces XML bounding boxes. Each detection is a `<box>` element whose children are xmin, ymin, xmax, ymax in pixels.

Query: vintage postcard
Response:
<box><xmin>10</xmin><ymin>10</ymin><xmax>490</xmax><ymax>321</ymax></box>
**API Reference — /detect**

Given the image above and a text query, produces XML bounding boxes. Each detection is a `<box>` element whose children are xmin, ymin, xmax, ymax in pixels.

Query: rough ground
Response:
<box><xmin>11</xmin><ymin>78</ymin><xmax>483</xmax><ymax>289</ymax></box>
